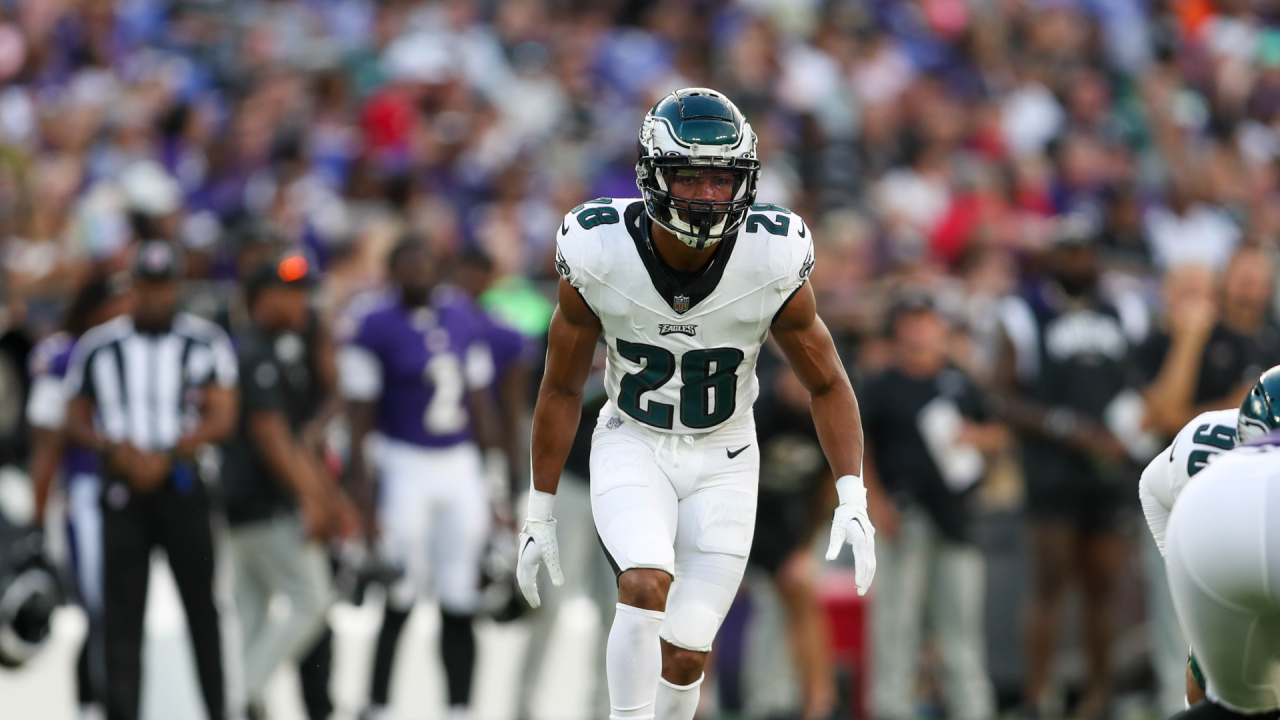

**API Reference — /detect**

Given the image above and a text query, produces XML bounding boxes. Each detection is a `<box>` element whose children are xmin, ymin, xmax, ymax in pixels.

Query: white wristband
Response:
<box><xmin>835</xmin><ymin>475</ymin><xmax>867</xmax><ymax>507</ymax></box>
<box><xmin>527</xmin><ymin>489</ymin><xmax>555</xmax><ymax>522</ymax></box>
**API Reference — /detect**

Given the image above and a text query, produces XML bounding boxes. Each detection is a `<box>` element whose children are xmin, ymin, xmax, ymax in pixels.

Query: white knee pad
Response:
<box><xmin>659</xmin><ymin>579</ymin><xmax>734</xmax><ymax>653</ymax></box>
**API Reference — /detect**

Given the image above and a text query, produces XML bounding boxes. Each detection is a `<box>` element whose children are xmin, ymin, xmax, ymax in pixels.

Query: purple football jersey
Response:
<box><xmin>350</xmin><ymin>296</ymin><xmax>482</xmax><ymax>448</ymax></box>
<box><xmin>28</xmin><ymin>334</ymin><xmax>99</xmax><ymax>479</ymax></box>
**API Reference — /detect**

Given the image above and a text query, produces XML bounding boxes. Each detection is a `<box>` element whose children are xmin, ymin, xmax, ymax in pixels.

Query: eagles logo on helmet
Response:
<box><xmin>636</xmin><ymin>88</ymin><xmax>761</xmax><ymax>252</ymax></box>
<box><xmin>1237</xmin><ymin>366</ymin><xmax>1280</xmax><ymax>444</ymax></box>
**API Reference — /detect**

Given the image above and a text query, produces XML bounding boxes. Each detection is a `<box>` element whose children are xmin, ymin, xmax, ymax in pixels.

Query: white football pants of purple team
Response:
<box><xmin>376</xmin><ymin>438</ymin><xmax>490</xmax><ymax>612</ymax></box>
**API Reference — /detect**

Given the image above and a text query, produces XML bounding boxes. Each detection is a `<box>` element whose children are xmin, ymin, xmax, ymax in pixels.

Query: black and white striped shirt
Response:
<box><xmin>63</xmin><ymin>313</ymin><xmax>238</xmax><ymax>451</ymax></box>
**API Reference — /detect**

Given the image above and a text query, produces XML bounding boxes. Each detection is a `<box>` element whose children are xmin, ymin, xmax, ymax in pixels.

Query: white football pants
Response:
<box><xmin>1166</xmin><ymin>458</ymin><xmax>1280</xmax><ymax>713</ymax></box>
<box><xmin>377</xmin><ymin>438</ymin><xmax>490</xmax><ymax>613</ymax></box>
<box><xmin>590</xmin><ymin>401</ymin><xmax>759</xmax><ymax>654</ymax></box>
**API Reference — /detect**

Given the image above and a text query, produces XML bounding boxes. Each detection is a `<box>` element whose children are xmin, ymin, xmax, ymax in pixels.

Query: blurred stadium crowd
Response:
<box><xmin>1</xmin><ymin>0</ymin><xmax>1280</xmax><ymax>719</ymax></box>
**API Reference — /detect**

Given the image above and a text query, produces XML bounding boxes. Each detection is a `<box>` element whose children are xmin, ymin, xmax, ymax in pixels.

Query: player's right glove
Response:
<box><xmin>825</xmin><ymin>474</ymin><xmax>877</xmax><ymax>596</ymax></box>
<box><xmin>516</xmin><ymin>490</ymin><xmax>563</xmax><ymax>609</ymax></box>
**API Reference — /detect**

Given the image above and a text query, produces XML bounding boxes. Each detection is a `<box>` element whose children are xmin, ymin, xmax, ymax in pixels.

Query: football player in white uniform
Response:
<box><xmin>515</xmin><ymin>88</ymin><xmax>876</xmax><ymax>720</ymax></box>
<box><xmin>1138</xmin><ymin>367</ymin><xmax>1280</xmax><ymax>716</ymax></box>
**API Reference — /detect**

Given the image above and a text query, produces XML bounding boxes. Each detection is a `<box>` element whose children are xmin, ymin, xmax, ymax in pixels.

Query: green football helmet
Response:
<box><xmin>1237</xmin><ymin>366</ymin><xmax>1280</xmax><ymax>444</ymax></box>
<box><xmin>636</xmin><ymin>88</ymin><xmax>760</xmax><ymax>252</ymax></box>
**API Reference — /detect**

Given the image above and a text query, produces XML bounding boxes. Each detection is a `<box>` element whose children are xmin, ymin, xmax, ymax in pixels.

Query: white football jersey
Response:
<box><xmin>1139</xmin><ymin>408</ymin><xmax>1238</xmax><ymax>554</ymax></box>
<box><xmin>556</xmin><ymin>198</ymin><xmax>814</xmax><ymax>435</ymax></box>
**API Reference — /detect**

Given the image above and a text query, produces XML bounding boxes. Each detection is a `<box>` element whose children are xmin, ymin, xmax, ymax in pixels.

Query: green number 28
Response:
<box><xmin>617</xmin><ymin>341</ymin><xmax>744</xmax><ymax>429</ymax></box>
<box><xmin>573</xmin><ymin>198</ymin><xmax>618</xmax><ymax>229</ymax></box>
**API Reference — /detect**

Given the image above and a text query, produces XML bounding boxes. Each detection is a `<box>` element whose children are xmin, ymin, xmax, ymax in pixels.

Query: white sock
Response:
<box><xmin>607</xmin><ymin>603</ymin><xmax>666</xmax><ymax>720</ymax></box>
<box><xmin>656</xmin><ymin>674</ymin><xmax>704</xmax><ymax>720</ymax></box>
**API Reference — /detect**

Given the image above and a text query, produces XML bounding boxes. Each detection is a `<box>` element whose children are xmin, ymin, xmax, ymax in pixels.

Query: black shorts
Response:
<box><xmin>748</xmin><ymin>488</ymin><xmax>819</xmax><ymax>576</ymax></box>
<box><xmin>1022</xmin><ymin>461</ymin><xmax>1128</xmax><ymax>535</ymax></box>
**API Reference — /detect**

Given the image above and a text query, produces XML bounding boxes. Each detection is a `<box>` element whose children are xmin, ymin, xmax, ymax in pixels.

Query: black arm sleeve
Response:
<box><xmin>241</xmin><ymin>354</ymin><xmax>287</xmax><ymax>417</ymax></box>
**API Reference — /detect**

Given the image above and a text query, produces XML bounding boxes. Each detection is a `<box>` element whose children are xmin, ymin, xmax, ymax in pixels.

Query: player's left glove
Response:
<box><xmin>516</xmin><ymin>490</ymin><xmax>563</xmax><ymax>609</ymax></box>
<box><xmin>825</xmin><ymin>475</ymin><xmax>877</xmax><ymax>596</ymax></box>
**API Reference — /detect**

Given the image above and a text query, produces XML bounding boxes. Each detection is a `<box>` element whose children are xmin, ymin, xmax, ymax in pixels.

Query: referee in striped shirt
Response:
<box><xmin>63</xmin><ymin>241</ymin><xmax>243</xmax><ymax>720</ymax></box>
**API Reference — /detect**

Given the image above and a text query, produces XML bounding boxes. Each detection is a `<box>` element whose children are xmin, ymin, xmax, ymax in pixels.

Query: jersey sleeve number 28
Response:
<box><xmin>745</xmin><ymin>202</ymin><xmax>791</xmax><ymax>236</ymax></box>
<box><xmin>573</xmin><ymin>198</ymin><xmax>618</xmax><ymax>230</ymax></box>
<box><xmin>617</xmin><ymin>340</ymin><xmax>744</xmax><ymax>429</ymax></box>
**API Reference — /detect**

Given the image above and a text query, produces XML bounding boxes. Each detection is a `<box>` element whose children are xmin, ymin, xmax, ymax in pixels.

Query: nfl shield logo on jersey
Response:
<box><xmin>673</xmin><ymin>294</ymin><xmax>690</xmax><ymax>313</ymax></box>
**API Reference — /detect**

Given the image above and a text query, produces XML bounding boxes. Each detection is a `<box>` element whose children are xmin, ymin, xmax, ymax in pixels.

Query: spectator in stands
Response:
<box><xmin>994</xmin><ymin>223</ymin><xmax>1146</xmax><ymax>720</ymax></box>
<box><xmin>862</xmin><ymin>291</ymin><xmax>1002</xmax><ymax>720</ymax></box>
<box><xmin>1220</xmin><ymin>246</ymin><xmax>1280</xmax><ymax>378</ymax></box>
<box><xmin>1143</xmin><ymin>172</ymin><xmax>1242</xmax><ymax>273</ymax></box>
<box><xmin>1138</xmin><ymin>264</ymin><xmax>1252</xmax><ymax>439</ymax></box>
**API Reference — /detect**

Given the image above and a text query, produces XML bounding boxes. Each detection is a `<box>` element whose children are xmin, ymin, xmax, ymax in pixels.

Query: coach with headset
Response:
<box><xmin>63</xmin><ymin>240</ymin><xmax>242</xmax><ymax>720</ymax></box>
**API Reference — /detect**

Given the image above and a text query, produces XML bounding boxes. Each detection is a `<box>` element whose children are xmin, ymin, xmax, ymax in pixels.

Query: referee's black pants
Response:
<box><xmin>102</xmin><ymin>469</ymin><xmax>234</xmax><ymax>720</ymax></box>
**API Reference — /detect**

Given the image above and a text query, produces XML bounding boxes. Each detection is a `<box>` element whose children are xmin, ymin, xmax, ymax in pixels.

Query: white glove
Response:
<box><xmin>825</xmin><ymin>475</ymin><xmax>877</xmax><ymax>596</ymax></box>
<box><xmin>516</xmin><ymin>490</ymin><xmax>563</xmax><ymax>608</ymax></box>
